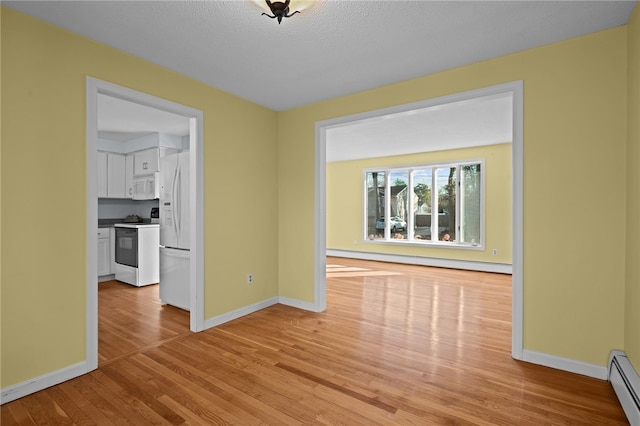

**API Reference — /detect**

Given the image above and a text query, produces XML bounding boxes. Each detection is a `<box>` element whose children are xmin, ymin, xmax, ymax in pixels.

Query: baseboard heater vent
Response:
<box><xmin>609</xmin><ymin>350</ymin><xmax>640</xmax><ymax>425</ymax></box>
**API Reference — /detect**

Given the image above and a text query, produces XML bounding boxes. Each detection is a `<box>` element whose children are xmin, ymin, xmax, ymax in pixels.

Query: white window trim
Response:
<box><xmin>363</xmin><ymin>159</ymin><xmax>485</xmax><ymax>249</ymax></box>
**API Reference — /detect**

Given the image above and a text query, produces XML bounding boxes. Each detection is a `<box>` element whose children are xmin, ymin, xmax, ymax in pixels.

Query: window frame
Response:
<box><xmin>363</xmin><ymin>159</ymin><xmax>485</xmax><ymax>249</ymax></box>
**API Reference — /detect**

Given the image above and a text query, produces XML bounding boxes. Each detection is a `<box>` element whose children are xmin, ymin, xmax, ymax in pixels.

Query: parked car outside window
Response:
<box><xmin>375</xmin><ymin>216</ymin><xmax>406</xmax><ymax>231</ymax></box>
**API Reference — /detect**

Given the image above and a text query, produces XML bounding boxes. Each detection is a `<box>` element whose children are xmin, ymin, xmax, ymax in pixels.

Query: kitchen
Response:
<box><xmin>97</xmin><ymin>94</ymin><xmax>191</xmax><ymax>312</ymax></box>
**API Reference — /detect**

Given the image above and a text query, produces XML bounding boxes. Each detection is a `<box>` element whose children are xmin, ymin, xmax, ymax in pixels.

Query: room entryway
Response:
<box><xmin>98</xmin><ymin>281</ymin><xmax>190</xmax><ymax>366</ymax></box>
<box><xmin>86</xmin><ymin>77</ymin><xmax>205</xmax><ymax>373</ymax></box>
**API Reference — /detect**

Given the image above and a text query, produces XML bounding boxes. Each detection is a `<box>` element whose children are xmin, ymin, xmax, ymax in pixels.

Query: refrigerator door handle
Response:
<box><xmin>172</xmin><ymin>163</ymin><xmax>179</xmax><ymax>239</ymax></box>
<box><xmin>176</xmin><ymin>165</ymin><xmax>182</xmax><ymax>240</ymax></box>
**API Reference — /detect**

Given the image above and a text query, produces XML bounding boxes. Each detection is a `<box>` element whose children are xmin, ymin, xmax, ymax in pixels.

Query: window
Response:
<box><xmin>364</xmin><ymin>160</ymin><xmax>484</xmax><ymax>247</ymax></box>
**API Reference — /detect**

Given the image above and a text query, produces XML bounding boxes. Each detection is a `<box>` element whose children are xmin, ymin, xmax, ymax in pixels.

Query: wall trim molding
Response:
<box><xmin>1</xmin><ymin>362</ymin><xmax>88</xmax><ymax>405</ymax></box>
<box><xmin>522</xmin><ymin>349</ymin><xmax>608</xmax><ymax>380</ymax></box>
<box><xmin>203</xmin><ymin>297</ymin><xmax>279</xmax><ymax>329</ymax></box>
<box><xmin>2</xmin><ymin>295</ymin><xmax>315</xmax><ymax>405</ymax></box>
<box><xmin>279</xmin><ymin>296</ymin><xmax>319</xmax><ymax>312</ymax></box>
<box><xmin>202</xmin><ymin>296</ymin><xmax>319</xmax><ymax>330</ymax></box>
<box><xmin>2</xmin><ymin>298</ymin><xmax>605</xmax><ymax>406</ymax></box>
<box><xmin>327</xmin><ymin>249</ymin><xmax>512</xmax><ymax>274</ymax></box>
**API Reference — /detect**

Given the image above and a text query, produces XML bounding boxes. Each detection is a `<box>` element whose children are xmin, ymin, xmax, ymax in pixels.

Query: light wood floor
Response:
<box><xmin>2</xmin><ymin>258</ymin><xmax>628</xmax><ymax>425</ymax></box>
<box><xmin>97</xmin><ymin>280</ymin><xmax>190</xmax><ymax>367</ymax></box>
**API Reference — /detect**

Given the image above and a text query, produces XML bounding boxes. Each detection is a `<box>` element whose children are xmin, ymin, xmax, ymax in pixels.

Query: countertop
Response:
<box><xmin>114</xmin><ymin>223</ymin><xmax>159</xmax><ymax>228</ymax></box>
<box><xmin>98</xmin><ymin>218</ymin><xmax>157</xmax><ymax>228</ymax></box>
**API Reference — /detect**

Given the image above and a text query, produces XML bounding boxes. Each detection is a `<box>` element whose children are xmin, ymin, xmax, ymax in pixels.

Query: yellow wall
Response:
<box><xmin>2</xmin><ymin>3</ymin><xmax>638</xmax><ymax>392</ymax></box>
<box><xmin>279</xmin><ymin>27</ymin><xmax>628</xmax><ymax>366</ymax></box>
<box><xmin>1</xmin><ymin>8</ymin><xmax>279</xmax><ymax>388</ymax></box>
<box><xmin>626</xmin><ymin>5</ymin><xmax>640</xmax><ymax>367</ymax></box>
<box><xmin>327</xmin><ymin>144</ymin><xmax>512</xmax><ymax>264</ymax></box>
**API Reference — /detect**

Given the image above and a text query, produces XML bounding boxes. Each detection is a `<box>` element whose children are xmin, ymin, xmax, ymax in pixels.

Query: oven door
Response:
<box><xmin>115</xmin><ymin>227</ymin><xmax>138</xmax><ymax>267</ymax></box>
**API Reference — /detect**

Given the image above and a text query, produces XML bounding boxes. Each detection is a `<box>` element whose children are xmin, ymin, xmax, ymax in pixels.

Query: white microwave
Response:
<box><xmin>132</xmin><ymin>172</ymin><xmax>159</xmax><ymax>200</ymax></box>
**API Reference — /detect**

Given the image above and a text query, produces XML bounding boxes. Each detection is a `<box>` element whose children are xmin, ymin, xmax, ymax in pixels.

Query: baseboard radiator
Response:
<box><xmin>609</xmin><ymin>351</ymin><xmax>640</xmax><ymax>425</ymax></box>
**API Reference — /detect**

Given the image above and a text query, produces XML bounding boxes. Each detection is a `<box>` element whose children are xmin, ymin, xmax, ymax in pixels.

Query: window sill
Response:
<box><xmin>363</xmin><ymin>238</ymin><xmax>484</xmax><ymax>251</ymax></box>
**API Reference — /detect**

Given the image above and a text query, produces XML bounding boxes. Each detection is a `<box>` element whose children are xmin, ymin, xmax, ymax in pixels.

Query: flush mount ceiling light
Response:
<box><xmin>253</xmin><ymin>0</ymin><xmax>315</xmax><ymax>24</ymax></box>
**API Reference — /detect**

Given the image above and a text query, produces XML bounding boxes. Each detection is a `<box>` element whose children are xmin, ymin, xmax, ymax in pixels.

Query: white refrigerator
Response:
<box><xmin>159</xmin><ymin>151</ymin><xmax>190</xmax><ymax>311</ymax></box>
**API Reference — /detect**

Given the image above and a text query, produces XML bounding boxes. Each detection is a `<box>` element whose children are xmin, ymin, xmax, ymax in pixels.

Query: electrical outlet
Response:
<box><xmin>247</xmin><ymin>274</ymin><xmax>253</xmax><ymax>284</ymax></box>
<box><xmin>492</xmin><ymin>249</ymin><xmax>498</xmax><ymax>255</ymax></box>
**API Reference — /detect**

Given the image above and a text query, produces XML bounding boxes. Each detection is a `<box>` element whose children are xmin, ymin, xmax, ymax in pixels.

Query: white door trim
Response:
<box><xmin>86</xmin><ymin>77</ymin><xmax>205</xmax><ymax>372</ymax></box>
<box><xmin>314</xmin><ymin>81</ymin><xmax>524</xmax><ymax>359</ymax></box>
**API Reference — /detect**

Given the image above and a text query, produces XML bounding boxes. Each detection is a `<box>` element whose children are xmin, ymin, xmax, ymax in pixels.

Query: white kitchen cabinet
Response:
<box><xmin>97</xmin><ymin>228</ymin><xmax>111</xmax><ymax>277</ymax></box>
<box><xmin>133</xmin><ymin>148</ymin><xmax>178</xmax><ymax>177</ymax></box>
<box><xmin>98</xmin><ymin>151</ymin><xmax>127</xmax><ymax>198</ymax></box>
<box><xmin>134</xmin><ymin>148</ymin><xmax>159</xmax><ymax>176</ymax></box>
<box><xmin>125</xmin><ymin>154</ymin><xmax>134</xmax><ymax>199</ymax></box>
<box><xmin>96</xmin><ymin>151</ymin><xmax>108</xmax><ymax>198</ymax></box>
<box><xmin>107</xmin><ymin>153</ymin><xmax>126</xmax><ymax>198</ymax></box>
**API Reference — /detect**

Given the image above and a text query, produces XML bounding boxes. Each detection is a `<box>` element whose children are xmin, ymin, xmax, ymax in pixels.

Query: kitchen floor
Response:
<box><xmin>98</xmin><ymin>281</ymin><xmax>190</xmax><ymax>366</ymax></box>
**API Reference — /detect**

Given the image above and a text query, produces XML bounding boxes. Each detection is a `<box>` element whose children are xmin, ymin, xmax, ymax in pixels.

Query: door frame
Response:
<box><xmin>86</xmin><ymin>77</ymin><xmax>205</xmax><ymax>371</ymax></box>
<box><xmin>314</xmin><ymin>81</ymin><xmax>524</xmax><ymax>359</ymax></box>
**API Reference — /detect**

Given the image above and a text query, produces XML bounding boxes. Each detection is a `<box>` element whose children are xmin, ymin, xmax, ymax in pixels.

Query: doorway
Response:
<box><xmin>315</xmin><ymin>81</ymin><xmax>524</xmax><ymax>359</ymax></box>
<box><xmin>85</xmin><ymin>77</ymin><xmax>205</xmax><ymax>372</ymax></box>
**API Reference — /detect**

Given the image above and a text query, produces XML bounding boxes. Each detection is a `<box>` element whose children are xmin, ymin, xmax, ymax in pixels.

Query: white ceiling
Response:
<box><xmin>97</xmin><ymin>94</ymin><xmax>191</xmax><ymax>141</ymax></box>
<box><xmin>6</xmin><ymin>0</ymin><xmax>637</xmax><ymax>160</ymax></box>
<box><xmin>6</xmin><ymin>0</ymin><xmax>636</xmax><ymax>111</ymax></box>
<box><xmin>325</xmin><ymin>92</ymin><xmax>513</xmax><ymax>162</ymax></box>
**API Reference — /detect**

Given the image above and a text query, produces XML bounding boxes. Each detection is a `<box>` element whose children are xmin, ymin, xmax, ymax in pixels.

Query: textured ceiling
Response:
<box><xmin>6</xmin><ymin>0</ymin><xmax>638</xmax><ymax>111</ymax></box>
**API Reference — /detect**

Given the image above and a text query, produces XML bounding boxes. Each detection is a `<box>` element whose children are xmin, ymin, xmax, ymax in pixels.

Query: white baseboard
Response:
<box><xmin>1</xmin><ymin>361</ymin><xmax>89</xmax><ymax>405</ymax></box>
<box><xmin>327</xmin><ymin>249</ymin><xmax>512</xmax><ymax>274</ymax></box>
<box><xmin>203</xmin><ymin>297</ymin><xmax>279</xmax><ymax>329</ymax></box>
<box><xmin>522</xmin><ymin>349</ymin><xmax>608</xmax><ymax>380</ymax></box>
<box><xmin>2</xmin><ymin>296</ymin><xmax>608</xmax><ymax>407</ymax></box>
<box><xmin>202</xmin><ymin>295</ymin><xmax>320</xmax><ymax>331</ymax></box>
<box><xmin>278</xmin><ymin>296</ymin><xmax>318</xmax><ymax>312</ymax></box>
<box><xmin>3</xmin><ymin>296</ymin><xmax>315</xmax><ymax>405</ymax></box>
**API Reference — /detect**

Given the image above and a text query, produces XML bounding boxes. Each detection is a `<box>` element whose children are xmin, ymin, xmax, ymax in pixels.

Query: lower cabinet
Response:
<box><xmin>98</xmin><ymin>228</ymin><xmax>111</xmax><ymax>277</ymax></box>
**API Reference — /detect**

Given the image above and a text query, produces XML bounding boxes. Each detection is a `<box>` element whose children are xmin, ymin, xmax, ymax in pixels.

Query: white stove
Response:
<box><xmin>114</xmin><ymin>223</ymin><xmax>159</xmax><ymax>287</ymax></box>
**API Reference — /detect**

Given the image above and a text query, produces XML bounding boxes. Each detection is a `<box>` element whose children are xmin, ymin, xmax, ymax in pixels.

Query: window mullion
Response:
<box><xmin>431</xmin><ymin>169</ymin><xmax>438</xmax><ymax>242</ymax></box>
<box><xmin>456</xmin><ymin>165</ymin><xmax>461</xmax><ymax>243</ymax></box>
<box><xmin>407</xmin><ymin>171</ymin><xmax>415</xmax><ymax>240</ymax></box>
<box><xmin>385</xmin><ymin>172</ymin><xmax>391</xmax><ymax>239</ymax></box>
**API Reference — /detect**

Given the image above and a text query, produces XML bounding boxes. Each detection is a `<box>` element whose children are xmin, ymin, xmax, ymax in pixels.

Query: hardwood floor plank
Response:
<box><xmin>55</xmin><ymin>380</ymin><xmax>119</xmax><ymax>426</ymax></box>
<box><xmin>132</xmin><ymin>351</ymin><xmax>265</xmax><ymax>425</ymax></box>
<box><xmin>147</xmin><ymin>345</ymin><xmax>322</xmax><ymax>424</ymax></box>
<box><xmin>275</xmin><ymin>362</ymin><xmax>397</xmax><ymax>413</ymax></box>
<box><xmin>46</xmin><ymin>387</ymin><xmax>95</xmax><ymax>426</ymax></box>
<box><xmin>2</xmin><ymin>399</ymin><xmax>38</xmax><ymax>426</ymax></box>
<box><xmin>67</xmin><ymin>374</ymin><xmax>142</xmax><ymax>426</ymax></box>
<box><xmin>87</xmin><ymin>370</ymin><xmax>166</xmax><ymax>425</ymax></box>
<box><xmin>98</xmin><ymin>364</ymin><xmax>184</xmax><ymax>425</ymax></box>
<box><xmin>1</xmin><ymin>258</ymin><xmax>628</xmax><ymax>425</ymax></box>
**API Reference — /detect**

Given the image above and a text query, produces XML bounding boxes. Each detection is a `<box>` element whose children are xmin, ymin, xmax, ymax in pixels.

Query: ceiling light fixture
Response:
<box><xmin>260</xmin><ymin>0</ymin><xmax>301</xmax><ymax>24</ymax></box>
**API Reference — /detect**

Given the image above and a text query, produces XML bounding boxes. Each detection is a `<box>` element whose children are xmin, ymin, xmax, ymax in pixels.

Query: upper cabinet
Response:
<box><xmin>125</xmin><ymin>154</ymin><xmax>135</xmax><ymax>198</ymax></box>
<box><xmin>97</xmin><ymin>152</ymin><xmax>131</xmax><ymax>199</ymax></box>
<box><xmin>133</xmin><ymin>148</ymin><xmax>178</xmax><ymax>177</ymax></box>
<box><xmin>97</xmin><ymin>144</ymin><xmax>180</xmax><ymax>199</ymax></box>
<box><xmin>134</xmin><ymin>148</ymin><xmax>159</xmax><ymax>176</ymax></box>
<box><xmin>108</xmin><ymin>153</ymin><xmax>126</xmax><ymax>198</ymax></box>
<box><xmin>97</xmin><ymin>151</ymin><xmax>108</xmax><ymax>198</ymax></box>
